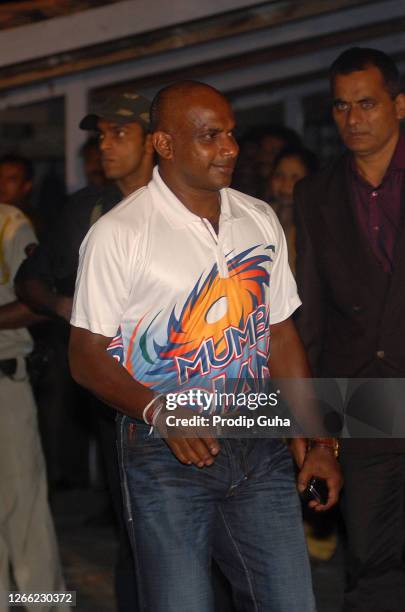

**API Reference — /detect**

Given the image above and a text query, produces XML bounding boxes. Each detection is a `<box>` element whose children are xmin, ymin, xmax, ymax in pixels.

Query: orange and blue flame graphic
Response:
<box><xmin>109</xmin><ymin>245</ymin><xmax>273</xmax><ymax>392</ymax></box>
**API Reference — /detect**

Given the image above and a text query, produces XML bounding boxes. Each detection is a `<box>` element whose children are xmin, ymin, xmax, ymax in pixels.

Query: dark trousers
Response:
<box><xmin>340</xmin><ymin>449</ymin><xmax>405</xmax><ymax>612</ymax></box>
<box><xmin>34</xmin><ymin>334</ymin><xmax>90</xmax><ymax>488</ymax></box>
<box><xmin>96</xmin><ymin>409</ymin><xmax>138</xmax><ymax>612</ymax></box>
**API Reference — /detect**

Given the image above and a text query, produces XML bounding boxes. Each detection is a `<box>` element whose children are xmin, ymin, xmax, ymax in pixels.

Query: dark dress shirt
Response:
<box><xmin>347</xmin><ymin>133</ymin><xmax>405</xmax><ymax>273</ymax></box>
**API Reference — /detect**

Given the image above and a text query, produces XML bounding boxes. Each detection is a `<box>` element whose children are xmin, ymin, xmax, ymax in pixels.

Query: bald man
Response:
<box><xmin>69</xmin><ymin>81</ymin><xmax>341</xmax><ymax>612</ymax></box>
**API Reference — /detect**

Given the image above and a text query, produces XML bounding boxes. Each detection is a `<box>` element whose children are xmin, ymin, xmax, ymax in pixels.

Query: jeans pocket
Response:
<box><xmin>120</xmin><ymin>416</ymin><xmax>166</xmax><ymax>458</ymax></box>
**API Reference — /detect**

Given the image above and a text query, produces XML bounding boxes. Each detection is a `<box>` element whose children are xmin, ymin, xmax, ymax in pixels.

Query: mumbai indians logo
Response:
<box><xmin>125</xmin><ymin>245</ymin><xmax>274</xmax><ymax>387</ymax></box>
<box><xmin>173</xmin><ymin>304</ymin><xmax>271</xmax><ymax>385</ymax></box>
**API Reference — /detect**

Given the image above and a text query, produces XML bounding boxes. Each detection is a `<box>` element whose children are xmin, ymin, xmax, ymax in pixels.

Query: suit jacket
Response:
<box><xmin>294</xmin><ymin>153</ymin><xmax>405</xmax><ymax>453</ymax></box>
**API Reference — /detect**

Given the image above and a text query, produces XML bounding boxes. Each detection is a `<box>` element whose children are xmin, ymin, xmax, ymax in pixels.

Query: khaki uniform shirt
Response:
<box><xmin>0</xmin><ymin>204</ymin><xmax>37</xmax><ymax>360</ymax></box>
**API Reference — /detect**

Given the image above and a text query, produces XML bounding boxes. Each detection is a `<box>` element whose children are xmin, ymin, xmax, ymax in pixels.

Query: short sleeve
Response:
<box><xmin>71</xmin><ymin>218</ymin><xmax>136</xmax><ymax>337</ymax></box>
<box><xmin>269</xmin><ymin>212</ymin><xmax>301</xmax><ymax>324</ymax></box>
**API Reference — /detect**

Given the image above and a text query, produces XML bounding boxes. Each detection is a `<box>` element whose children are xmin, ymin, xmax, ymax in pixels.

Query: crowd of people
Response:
<box><xmin>0</xmin><ymin>45</ymin><xmax>404</xmax><ymax>612</ymax></box>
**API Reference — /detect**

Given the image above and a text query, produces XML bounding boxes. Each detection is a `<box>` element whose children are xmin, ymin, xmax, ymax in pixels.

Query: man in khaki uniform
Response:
<box><xmin>0</xmin><ymin>203</ymin><xmax>68</xmax><ymax>611</ymax></box>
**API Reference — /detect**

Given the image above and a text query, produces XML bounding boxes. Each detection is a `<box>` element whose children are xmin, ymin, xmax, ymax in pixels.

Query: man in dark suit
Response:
<box><xmin>295</xmin><ymin>47</ymin><xmax>405</xmax><ymax>612</ymax></box>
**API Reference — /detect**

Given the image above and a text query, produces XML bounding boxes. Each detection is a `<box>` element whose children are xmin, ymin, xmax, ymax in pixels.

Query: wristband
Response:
<box><xmin>151</xmin><ymin>403</ymin><xmax>165</xmax><ymax>427</ymax></box>
<box><xmin>142</xmin><ymin>393</ymin><xmax>164</xmax><ymax>425</ymax></box>
<box><xmin>308</xmin><ymin>437</ymin><xmax>339</xmax><ymax>459</ymax></box>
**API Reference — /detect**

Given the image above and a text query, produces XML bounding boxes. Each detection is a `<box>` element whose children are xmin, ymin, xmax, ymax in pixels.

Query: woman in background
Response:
<box><xmin>269</xmin><ymin>146</ymin><xmax>319</xmax><ymax>275</ymax></box>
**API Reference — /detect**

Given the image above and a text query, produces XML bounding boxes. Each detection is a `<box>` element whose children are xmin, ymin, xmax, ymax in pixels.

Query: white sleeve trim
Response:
<box><xmin>70</xmin><ymin>317</ymin><xmax>118</xmax><ymax>338</ymax></box>
<box><xmin>270</xmin><ymin>294</ymin><xmax>301</xmax><ymax>325</ymax></box>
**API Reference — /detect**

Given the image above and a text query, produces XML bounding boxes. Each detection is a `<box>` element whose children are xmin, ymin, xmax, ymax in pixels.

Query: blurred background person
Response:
<box><xmin>0</xmin><ymin>154</ymin><xmax>41</xmax><ymax>238</ymax></box>
<box><xmin>232</xmin><ymin>124</ymin><xmax>302</xmax><ymax>198</ymax></box>
<box><xmin>0</xmin><ymin>155</ymin><xmax>69</xmax><ymax>493</ymax></box>
<box><xmin>0</xmin><ymin>201</ymin><xmax>68</xmax><ymax>611</ymax></box>
<box><xmin>256</xmin><ymin>125</ymin><xmax>303</xmax><ymax>199</ymax></box>
<box><xmin>269</xmin><ymin>146</ymin><xmax>319</xmax><ymax>275</ymax></box>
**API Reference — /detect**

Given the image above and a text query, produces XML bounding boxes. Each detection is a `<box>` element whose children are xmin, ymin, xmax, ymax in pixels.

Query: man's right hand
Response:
<box><xmin>155</xmin><ymin>406</ymin><xmax>221</xmax><ymax>468</ymax></box>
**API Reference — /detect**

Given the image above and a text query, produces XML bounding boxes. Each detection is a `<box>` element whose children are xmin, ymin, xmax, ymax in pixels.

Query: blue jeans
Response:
<box><xmin>118</xmin><ymin>417</ymin><xmax>316</xmax><ymax>612</ymax></box>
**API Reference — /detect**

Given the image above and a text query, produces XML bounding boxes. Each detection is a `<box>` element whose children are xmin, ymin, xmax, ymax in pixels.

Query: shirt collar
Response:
<box><xmin>148</xmin><ymin>165</ymin><xmax>233</xmax><ymax>230</ymax></box>
<box><xmin>349</xmin><ymin>132</ymin><xmax>405</xmax><ymax>183</ymax></box>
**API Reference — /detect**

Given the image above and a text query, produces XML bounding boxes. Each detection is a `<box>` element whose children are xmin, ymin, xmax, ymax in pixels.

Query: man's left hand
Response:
<box><xmin>292</xmin><ymin>441</ymin><xmax>343</xmax><ymax>511</ymax></box>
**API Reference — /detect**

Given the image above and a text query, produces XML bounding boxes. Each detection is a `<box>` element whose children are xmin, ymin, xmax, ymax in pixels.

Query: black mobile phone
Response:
<box><xmin>301</xmin><ymin>477</ymin><xmax>328</xmax><ymax>505</ymax></box>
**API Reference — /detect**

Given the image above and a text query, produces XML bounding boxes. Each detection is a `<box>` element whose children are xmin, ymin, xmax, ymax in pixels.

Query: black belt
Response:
<box><xmin>0</xmin><ymin>358</ymin><xmax>17</xmax><ymax>377</ymax></box>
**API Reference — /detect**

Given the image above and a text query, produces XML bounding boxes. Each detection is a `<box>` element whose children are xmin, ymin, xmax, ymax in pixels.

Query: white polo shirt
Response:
<box><xmin>71</xmin><ymin>167</ymin><xmax>300</xmax><ymax>395</ymax></box>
